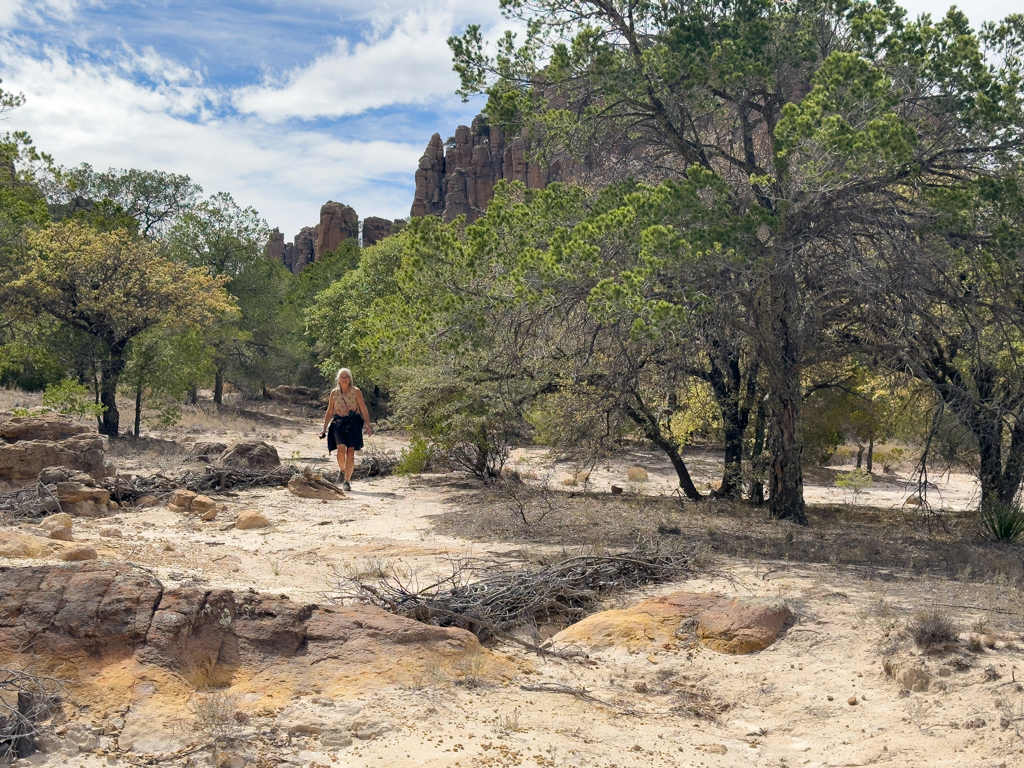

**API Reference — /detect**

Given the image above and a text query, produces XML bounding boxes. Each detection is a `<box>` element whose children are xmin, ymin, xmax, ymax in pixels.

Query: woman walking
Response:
<box><xmin>320</xmin><ymin>368</ymin><xmax>373</xmax><ymax>491</ymax></box>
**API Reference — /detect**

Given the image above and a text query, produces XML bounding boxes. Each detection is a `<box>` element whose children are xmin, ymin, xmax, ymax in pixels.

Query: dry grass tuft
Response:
<box><xmin>907</xmin><ymin>607</ymin><xmax>961</xmax><ymax>650</ymax></box>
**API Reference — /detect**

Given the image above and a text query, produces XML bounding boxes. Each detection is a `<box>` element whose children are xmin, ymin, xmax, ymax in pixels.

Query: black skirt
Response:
<box><xmin>328</xmin><ymin>412</ymin><xmax>364</xmax><ymax>452</ymax></box>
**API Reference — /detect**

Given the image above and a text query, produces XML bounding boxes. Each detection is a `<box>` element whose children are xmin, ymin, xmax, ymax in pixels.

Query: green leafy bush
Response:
<box><xmin>980</xmin><ymin>503</ymin><xmax>1024</xmax><ymax>543</ymax></box>
<box><xmin>0</xmin><ymin>343</ymin><xmax>65</xmax><ymax>391</ymax></box>
<box><xmin>41</xmin><ymin>379</ymin><xmax>105</xmax><ymax>420</ymax></box>
<box><xmin>835</xmin><ymin>468</ymin><xmax>872</xmax><ymax>505</ymax></box>
<box><xmin>395</xmin><ymin>437</ymin><xmax>436</xmax><ymax>475</ymax></box>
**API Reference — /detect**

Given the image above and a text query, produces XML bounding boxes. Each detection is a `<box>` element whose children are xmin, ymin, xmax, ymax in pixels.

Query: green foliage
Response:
<box><xmin>0</xmin><ymin>342</ymin><xmax>65</xmax><ymax>391</ymax></box>
<box><xmin>394</xmin><ymin>436</ymin><xmax>437</xmax><ymax>476</ymax></box>
<box><xmin>121</xmin><ymin>328</ymin><xmax>214</xmax><ymax>435</ymax></box>
<box><xmin>835</xmin><ymin>468</ymin><xmax>873</xmax><ymax>505</ymax></box>
<box><xmin>980</xmin><ymin>503</ymin><xmax>1024</xmax><ymax>543</ymax></box>
<box><xmin>40</xmin><ymin>378</ymin><xmax>105</xmax><ymax>420</ymax></box>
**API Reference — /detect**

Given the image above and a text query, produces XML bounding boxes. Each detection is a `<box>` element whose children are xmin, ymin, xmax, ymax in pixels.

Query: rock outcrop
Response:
<box><xmin>0</xmin><ymin>563</ymin><xmax>514</xmax><ymax>755</ymax></box>
<box><xmin>411</xmin><ymin>116</ymin><xmax>568</xmax><ymax>223</ymax></box>
<box><xmin>0</xmin><ymin>415</ymin><xmax>108</xmax><ymax>483</ymax></box>
<box><xmin>362</xmin><ymin>216</ymin><xmax>393</xmax><ymax>247</ymax></box>
<box><xmin>315</xmin><ymin>201</ymin><xmax>358</xmax><ymax>260</ymax></box>
<box><xmin>219</xmin><ymin>441</ymin><xmax>280</xmax><ymax>470</ymax></box>
<box><xmin>552</xmin><ymin>591</ymin><xmax>791</xmax><ymax>655</ymax></box>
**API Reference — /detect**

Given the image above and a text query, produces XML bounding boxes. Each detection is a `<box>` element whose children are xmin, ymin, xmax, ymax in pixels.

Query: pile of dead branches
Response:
<box><xmin>0</xmin><ymin>484</ymin><xmax>61</xmax><ymax>522</ymax></box>
<box><xmin>100</xmin><ymin>465</ymin><xmax>301</xmax><ymax>504</ymax></box>
<box><xmin>350</xmin><ymin>446</ymin><xmax>399</xmax><ymax>480</ymax></box>
<box><xmin>335</xmin><ymin>545</ymin><xmax>699</xmax><ymax>642</ymax></box>
<box><xmin>0</xmin><ymin>665</ymin><xmax>65</xmax><ymax>760</ymax></box>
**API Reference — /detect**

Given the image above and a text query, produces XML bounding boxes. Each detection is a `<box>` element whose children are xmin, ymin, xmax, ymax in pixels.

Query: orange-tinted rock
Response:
<box><xmin>695</xmin><ymin>597</ymin><xmax>792</xmax><ymax>654</ymax></box>
<box><xmin>362</xmin><ymin>216</ymin><xmax>393</xmax><ymax>247</ymax></box>
<box><xmin>553</xmin><ymin>591</ymin><xmax>790</xmax><ymax>655</ymax></box>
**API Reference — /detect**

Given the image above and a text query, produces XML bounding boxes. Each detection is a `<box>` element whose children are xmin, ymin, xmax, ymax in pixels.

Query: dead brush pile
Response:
<box><xmin>335</xmin><ymin>543</ymin><xmax>702</xmax><ymax>643</ymax></box>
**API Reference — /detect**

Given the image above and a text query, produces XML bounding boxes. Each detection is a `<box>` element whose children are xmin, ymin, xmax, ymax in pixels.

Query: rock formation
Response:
<box><xmin>0</xmin><ymin>414</ymin><xmax>108</xmax><ymax>483</ymax></box>
<box><xmin>0</xmin><ymin>562</ymin><xmax>513</xmax><ymax>755</ymax></box>
<box><xmin>315</xmin><ymin>201</ymin><xmax>358</xmax><ymax>260</ymax></box>
<box><xmin>266</xmin><ymin>204</ymin><xmax>394</xmax><ymax>274</ymax></box>
<box><xmin>411</xmin><ymin>115</ymin><xmax>568</xmax><ymax>223</ymax></box>
<box><xmin>551</xmin><ymin>591</ymin><xmax>791</xmax><ymax>655</ymax></box>
<box><xmin>362</xmin><ymin>216</ymin><xmax>393</xmax><ymax>247</ymax></box>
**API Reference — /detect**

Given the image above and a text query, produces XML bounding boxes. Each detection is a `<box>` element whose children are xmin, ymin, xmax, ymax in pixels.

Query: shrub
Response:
<box><xmin>980</xmin><ymin>503</ymin><xmax>1024</xmax><ymax>543</ymax></box>
<box><xmin>835</xmin><ymin>468</ymin><xmax>872</xmax><ymax>505</ymax></box>
<box><xmin>0</xmin><ymin>343</ymin><xmax>65</xmax><ymax>392</ymax></box>
<box><xmin>395</xmin><ymin>437</ymin><xmax>435</xmax><ymax>475</ymax></box>
<box><xmin>41</xmin><ymin>379</ymin><xmax>105</xmax><ymax>420</ymax></box>
<box><xmin>907</xmin><ymin>607</ymin><xmax>960</xmax><ymax>649</ymax></box>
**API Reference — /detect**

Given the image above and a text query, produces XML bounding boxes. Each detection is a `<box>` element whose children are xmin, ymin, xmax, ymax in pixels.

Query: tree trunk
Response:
<box><xmin>855</xmin><ymin>444</ymin><xmax>864</xmax><ymax>469</ymax></box>
<box><xmin>214</xmin><ymin>368</ymin><xmax>224</xmax><ymax>405</ymax></box>
<box><xmin>866</xmin><ymin>434</ymin><xmax>874</xmax><ymax>474</ymax></box>
<box><xmin>187</xmin><ymin>386</ymin><xmax>198</xmax><ymax>405</ymax></box>
<box><xmin>748</xmin><ymin>402</ymin><xmax>766</xmax><ymax>505</ymax></box>
<box><xmin>134</xmin><ymin>384</ymin><xmax>143</xmax><ymax>438</ymax></box>
<box><xmin>99</xmin><ymin>357</ymin><xmax>125</xmax><ymax>437</ymax></box>
<box><xmin>761</xmin><ymin>261</ymin><xmax>807</xmax><ymax>524</ymax></box>
<box><xmin>707</xmin><ymin>349</ymin><xmax>752</xmax><ymax>500</ymax></box>
<box><xmin>621</xmin><ymin>399</ymin><xmax>702</xmax><ymax>501</ymax></box>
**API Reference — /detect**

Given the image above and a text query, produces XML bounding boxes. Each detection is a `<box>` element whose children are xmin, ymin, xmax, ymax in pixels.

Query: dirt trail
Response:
<box><xmin>3</xmin><ymin>407</ymin><xmax>1020</xmax><ymax>768</ymax></box>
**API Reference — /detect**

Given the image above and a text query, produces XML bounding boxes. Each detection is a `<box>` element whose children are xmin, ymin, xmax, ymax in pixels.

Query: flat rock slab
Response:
<box><xmin>1</xmin><ymin>414</ymin><xmax>92</xmax><ymax>443</ymax></box>
<box><xmin>552</xmin><ymin>591</ymin><xmax>791</xmax><ymax>655</ymax></box>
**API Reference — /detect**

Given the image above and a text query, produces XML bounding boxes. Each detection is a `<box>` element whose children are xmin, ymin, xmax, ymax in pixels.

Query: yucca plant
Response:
<box><xmin>980</xmin><ymin>502</ymin><xmax>1024</xmax><ymax>543</ymax></box>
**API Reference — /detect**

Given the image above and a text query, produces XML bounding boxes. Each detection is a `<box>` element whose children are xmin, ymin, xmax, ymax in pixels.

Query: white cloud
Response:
<box><xmin>233</xmin><ymin>10</ymin><xmax>461</xmax><ymax>121</ymax></box>
<box><xmin>0</xmin><ymin>0</ymin><xmax>88</xmax><ymax>28</ymax></box>
<box><xmin>0</xmin><ymin>43</ymin><xmax>426</xmax><ymax>235</ymax></box>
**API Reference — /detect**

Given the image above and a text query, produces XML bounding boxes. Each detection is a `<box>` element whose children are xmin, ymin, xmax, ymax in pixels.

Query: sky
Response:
<box><xmin>0</xmin><ymin>0</ymin><xmax>1018</xmax><ymax>239</ymax></box>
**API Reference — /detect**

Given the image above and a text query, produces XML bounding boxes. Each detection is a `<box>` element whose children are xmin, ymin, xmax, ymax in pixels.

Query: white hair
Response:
<box><xmin>336</xmin><ymin>367</ymin><xmax>352</xmax><ymax>384</ymax></box>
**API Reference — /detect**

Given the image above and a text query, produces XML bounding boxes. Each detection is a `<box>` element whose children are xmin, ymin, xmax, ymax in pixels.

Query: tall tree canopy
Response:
<box><xmin>450</xmin><ymin>0</ymin><xmax>1024</xmax><ymax>521</ymax></box>
<box><xmin>12</xmin><ymin>221</ymin><xmax>234</xmax><ymax>435</ymax></box>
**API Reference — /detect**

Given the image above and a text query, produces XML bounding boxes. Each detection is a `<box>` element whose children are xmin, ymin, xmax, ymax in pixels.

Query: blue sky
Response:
<box><xmin>0</xmin><ymin>0</ymin><xmax>1018</xmax><ymax>239</ymax></box>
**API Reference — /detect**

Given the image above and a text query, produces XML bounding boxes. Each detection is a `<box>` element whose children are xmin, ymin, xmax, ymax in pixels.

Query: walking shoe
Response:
<box><xmin>343</xmin><ymin>480</ymin><xmax>352</xmax><ymax>492</ymax></box>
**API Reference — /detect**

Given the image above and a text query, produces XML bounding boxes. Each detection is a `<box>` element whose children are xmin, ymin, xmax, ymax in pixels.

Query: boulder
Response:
<box><xmin>99</xmin><ymin>527</ymin><xmax>123</xmax><ymax>538</ymax></box>
<box><xmin>168</xmin><ymin>489</ymin><xmax>197</xmax><ymax>509</ymax></box>
<box><xmin>48</xmin><ymin>525</ymin><xmax>74</xmax><ymax>541</ymax></box>
<box><xmin>552</xmin><ymin>591</ymin><xmax>791</xmax><ymax>655</ymax></box>
<box><xmin>0</xmin><ymin>530</ymin><xmax>49</xmax><ymax>558</ymax></box>
<box><xmin>626</xmin><ymin>466</ymin><xmax>648</xmax><ymax>481</ymax></box>
<box><xmin>61</xmin><ymin>545</ymin><xmax>99</xmax><ymax>562</ymax></box>
<box><xmin>219</xmin><ymin>441</ymin><xmax>280</xmax><ymax>470</ymax></box>
<box><xmin>0</xmin><ymin>434</ymin><xmax>108</xmax><ymax>482</ymax></box>
<box><xmin>186</xmin><ymin>442</ymin><xmax>227</xmax><ymax>462</ymax></box>
<box><xmin>235</xmin><ymin>510</ymin><xmax>270</xmax><ymax>529</ymax></box>
<box><xmin>39</xmin><ymin>512</ymin><xmax>74</xmax><ymax>531</ymax></box>
<box><xmin>288</xmin><ymin>468</ymin><xmax>345</xmax><ymax>500</ymax></box>
<box><xmin>55</xmin><ymin>480</ymin><xmax>110</xmax><ymax>517</ymax></box>
<box><xmin>695</xmin><ymin>597</ymin><xmax>792</xmax><ymax>654</ymax></box>
<box><xmin>1</xmin><ymin>414</ymin><xmax>91</xmax><ymax>443</ymax></box>
<box><xmin>134</xmin><ymin>494</ymin><xmax>159</xmax><ymax>508</ymax></box>
<box><xmin>191</xmin><ymin>495</ymin><xmax>216</xmax><ymax>513</ymax></box>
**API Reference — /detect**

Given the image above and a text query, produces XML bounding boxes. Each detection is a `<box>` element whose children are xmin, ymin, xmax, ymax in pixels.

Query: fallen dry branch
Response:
<box><xmin>0</xmin><ymin>483</ymin><xmax>62</xmax><ymax>522</ymax></box>
<box><xmin>0</xmin><ymin>665</ymin><xmax>67</xmax><ymax>759</ymax></box>
<box><xmin>349</xmin><ymin>446</ymin><xmax>399</xmax><ymax>480</ymax></box>
<box><xmin>334</xmin><ymin>545</ymin><xmax>699</xmax><ymax>642</ymax></box>
<box><xmin>518</xmin><ymin>683</ymin><xmax>664</xmax><ymax>716</ymax></box>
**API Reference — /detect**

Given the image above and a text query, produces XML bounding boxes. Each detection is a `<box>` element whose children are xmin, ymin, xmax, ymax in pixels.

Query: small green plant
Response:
<box><xmin>289</xmin><ymin>449</ymin><xmax>302</xmax><ymax>460</ymax></box>
<box><xmin>395</xmin><ymin>436</ymin><xmax>434</xmax><ymax>475</ymax></box>
<box><xmin>980</xmin><ymin>503</ymin><xmax>1024</xmax><ymax>542</ymax></box>
<box><xmin>907</xmin><ymin>607</ymin><xmax>960</xmax><ymax>649</ymax></box>
<box><xmin>874</xmin><ymin>447</ymin><xmax>906</xmax><ymax>473</ymax></box>
<box><xmin>835</xmin><ymin>468</ymin><xmax>872</xmax><ymax>505</ymax></box>
<box><xmin>37</xmin><ymin>379</ymin><xmax>106</xmax><ymax>420</ymax></box>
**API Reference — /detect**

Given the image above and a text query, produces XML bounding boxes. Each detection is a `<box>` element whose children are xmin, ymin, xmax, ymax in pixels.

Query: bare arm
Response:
<box><xmin>321</xmin><ymin>391</ymin><xmax>336</xmax><ymax>434</ymax></box>
<box><xmin>356</xmin><ymin>389</ymin><xmax>373</xmax><ymax>436</ymax></box>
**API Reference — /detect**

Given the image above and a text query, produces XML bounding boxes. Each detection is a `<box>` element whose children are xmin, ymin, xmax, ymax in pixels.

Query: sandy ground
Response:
<box><xmin>4</xmin><ymin>402</ymin><xmax>1022</xmax><ymax>768</ymax></box>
